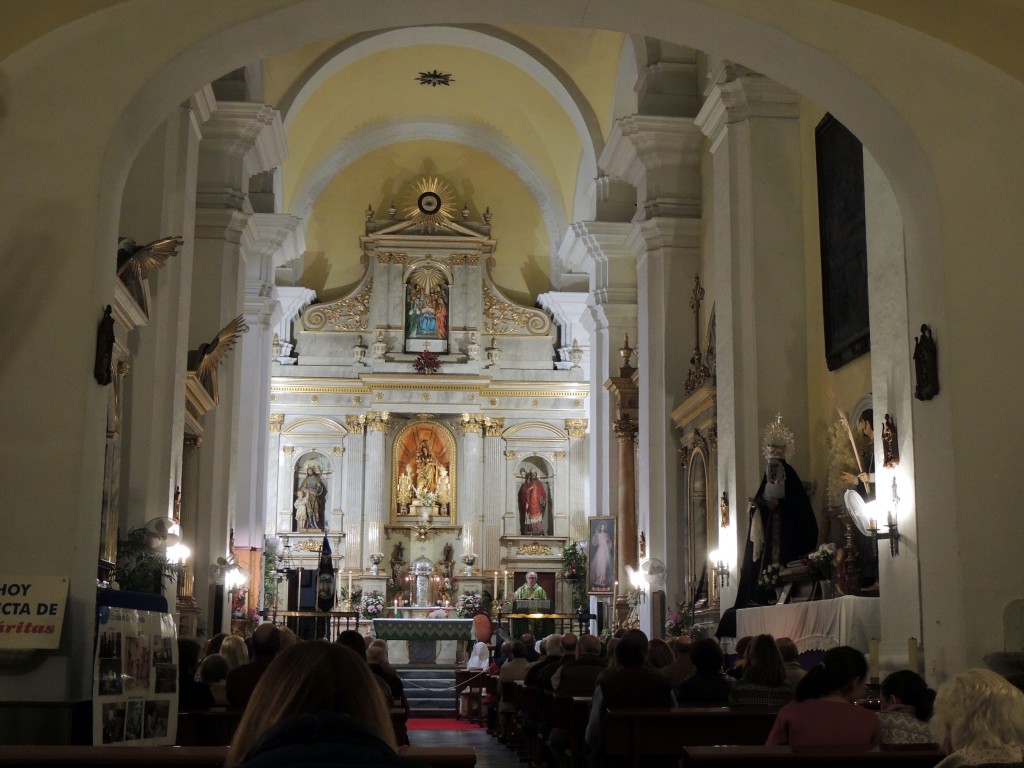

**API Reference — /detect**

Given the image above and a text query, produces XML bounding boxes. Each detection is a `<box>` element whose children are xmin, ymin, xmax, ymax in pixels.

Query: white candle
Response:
<box><xmin>493</xmin><ymin>570</ymin><xmax>499</xmax><ymax>598</ymax></box>
<box><xmin>504</xmin><ymin>570</ymin><xmax>508</xmax><ymax>598</ymax></box>
<box><xmin>869</xmin><ymin>638</ymin><xmax>880</xmax><ymax>680</ymax></box>
<box><xmin>613</xmin><ymin>580</ymin><xmax>618</xmax><ymax>615</ymax></box>
<box><xmin>347</xmin><ymin>570</ymin><xmax>352</xmax><ymax>597</ymax></box>
<box><xmin>908</xmin><ymin>637</ymin><xmax>919</xmax><ymax>673</ymax></box>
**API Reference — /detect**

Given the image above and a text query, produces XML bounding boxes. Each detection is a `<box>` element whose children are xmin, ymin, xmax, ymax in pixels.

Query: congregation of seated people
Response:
<box><xmin>166</xmin><ymin>622</ymin><xmax>1024</xmax><ymax>768</ymax></box>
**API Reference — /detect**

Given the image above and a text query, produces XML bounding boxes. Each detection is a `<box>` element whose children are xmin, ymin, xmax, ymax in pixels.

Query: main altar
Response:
<box><xmin>264</xmin><ymin>176</ymin><xmax>590</xmax><ymax>626</ymax></box>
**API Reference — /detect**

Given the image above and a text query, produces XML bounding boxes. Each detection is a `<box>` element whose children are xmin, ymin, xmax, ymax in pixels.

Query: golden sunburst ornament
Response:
<box><xmin>404</xmin><ymin>176</ymin><xmax>457</xmax><ymax>229</ymax></box>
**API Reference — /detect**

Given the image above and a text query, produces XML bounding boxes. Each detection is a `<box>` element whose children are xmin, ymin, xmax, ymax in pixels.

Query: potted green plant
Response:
<box><xmin>114</xmin><ymin>528</ymin><xmax>184</xmax><ymax>593</ymax></box>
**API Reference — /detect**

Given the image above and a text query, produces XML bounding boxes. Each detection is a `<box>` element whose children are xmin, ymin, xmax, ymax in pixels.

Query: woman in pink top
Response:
<box><xmin>766</xmin><ymin>645</ymin><xmax>881</xmax><ymax>749</ymax></box>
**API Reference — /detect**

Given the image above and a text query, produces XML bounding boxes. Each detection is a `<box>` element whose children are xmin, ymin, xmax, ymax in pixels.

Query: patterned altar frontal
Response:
<box><xmin>372</xmin><ymin>618</ymin><xmax>475</xmax><ymax>642</ymax></box>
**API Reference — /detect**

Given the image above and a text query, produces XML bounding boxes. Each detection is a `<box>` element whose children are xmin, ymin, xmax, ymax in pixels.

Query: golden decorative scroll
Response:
<box><xmin>484</xmin><ymin>417</ymin><xmax>504</xmax><ymax>437</ymax></box>
<box><xmin>517</xmin><ymin>543</ymin><xmax>552</xmax><ymax>556</ymax></box>
<box><xmin>482</xmin><ymin>282</ymin><xmax>552</xmax><ymax>336</ymax></box>
<box><xmin>301</xmin><ymin>278</ymin><xmax>373</xmax><ymax>332</ymax></box>
<box><xmin>346</xmin><ymin>415</ymin><xmax>367</xmax><ymax>434</ymax></box>
<box><xmin>292</xmin><ymin>539</ymin><xmax>322</xmax><ymax>552</ymax></box>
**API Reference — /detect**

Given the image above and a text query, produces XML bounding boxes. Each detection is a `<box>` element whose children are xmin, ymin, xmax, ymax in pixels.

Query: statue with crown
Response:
<box><xmin>717</xmin><ymin>414</ymin><xmax>820</xmax><ymax>637</ymax></box>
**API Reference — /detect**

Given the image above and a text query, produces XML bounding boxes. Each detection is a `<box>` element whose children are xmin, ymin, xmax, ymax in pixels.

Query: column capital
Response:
<box><xmin>458</xmin><ymin>414</ymin><xmax>485</xmax><ymax>435</ymax></box>
<box><xmin>565</xmin><ymin>418</ymin><xmax>589</xmax><ymax>439</ymax></box>
<box><xmin>345</xmin><ymin>415</ymin><xmax>367</xmax><ymax>435</ymax></box>
<box><xmin>269</xmin><ymin>413</ymin><xmax>284</xmax><ymax>433</ymax></box>
<box><xmin>613</xmin><ymin>418</ymin><xmax>639</xmax><ymax>443</ymax></box>
<box><xmin>696</xmin><ymin>64</ymin><xmax>800</xmax><ymax>149</ymax></box>
<box><xmin>366</xmin><ymin>412</ymin><xmax>391</xmax><ymax>433</ymax></box>
<box><xmin>483</xmin><ymin>417</ymin><xmax>505</xmax><ymax>437</ymax></box>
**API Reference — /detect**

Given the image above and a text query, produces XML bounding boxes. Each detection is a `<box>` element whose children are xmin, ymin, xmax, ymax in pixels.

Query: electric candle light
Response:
<box><xmin>347</xmin><ymin>570</ymin><xmax>352</xmax><ymax>597</ymax></box>
<box><xmin>504</xmin><ymin>570</ymin><xmax>508</xmax><ymax>597</ymax></box>
<box><xmin>869</xmin><ymin>638</ymin><xmax>880</xmax><ymax>681</ymax></box>
<box><xmin>493</xmin><ymin>570</ymin><xmax>499</xmax><ymax>598</ymax></box>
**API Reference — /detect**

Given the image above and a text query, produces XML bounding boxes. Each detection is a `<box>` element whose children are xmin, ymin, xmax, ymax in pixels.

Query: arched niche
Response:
<box><xmin>403</xmin><ymin>262</ymin><xmax>452</xmax><ymax>353</ymax></box>
<box><xmin>515</xmin><ymin>455</ymin><xmax>555</xmax><ymax>537</ymax></box>
<box><xmin>292</xmin><ymin>451</ymin><xmax>332</xmax><ymax>533</ymax></box>
<box><xmin>391</xmin><ymin>420</ymin><xmax>457</xmax><ymax>523</ymax></box>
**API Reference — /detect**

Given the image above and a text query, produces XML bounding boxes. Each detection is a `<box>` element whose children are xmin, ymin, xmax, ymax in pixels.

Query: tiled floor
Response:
<box><xmin>408</xmin><ymin>726</ymin><xmax>524</xmax><ymax>768</ymax></box>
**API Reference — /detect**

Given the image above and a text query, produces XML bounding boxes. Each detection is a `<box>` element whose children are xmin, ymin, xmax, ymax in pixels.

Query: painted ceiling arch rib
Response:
<box><xmin>290</xmin><ymin>116</ymin><xmax>567</xmax><ymax>262</ymax></box>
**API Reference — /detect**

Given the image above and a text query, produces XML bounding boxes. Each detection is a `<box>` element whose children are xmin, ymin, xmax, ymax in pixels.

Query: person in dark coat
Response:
<box><xmin>225</xmin><ymin>641</ymin><xmax>418</xmax><ymax>768</ymax></box>
<box><xmin>177</xmin><ymin>637</ymin><xmax>215</xmax><ymax>710</ymax></box>
<box><xmin>677</xmin><ymin>637</ymin><xmax>734</xmax><ymax>705</ymax></box>
<box><xmin>225</xmin><ymin>624</ymin><xmax>281</xmax><ymax>710</ymax></box>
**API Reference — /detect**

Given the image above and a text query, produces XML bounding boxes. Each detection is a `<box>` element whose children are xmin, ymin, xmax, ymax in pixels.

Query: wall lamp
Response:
<box><xmin>845</xmin><ymin>477</ymin><xmax>901</xmax><ymax>558</ymax></box>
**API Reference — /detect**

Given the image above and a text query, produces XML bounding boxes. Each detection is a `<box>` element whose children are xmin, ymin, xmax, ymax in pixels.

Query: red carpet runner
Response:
<box><xmin>407</xmin><ymin>718</ymin><xmax>483</xmax><ymax>731</ymax></box>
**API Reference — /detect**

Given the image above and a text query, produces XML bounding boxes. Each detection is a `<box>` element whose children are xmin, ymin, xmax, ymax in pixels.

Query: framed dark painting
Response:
<box><xmin>816</xmin><ymin>113</ymin><xmax>870</xmax><ymax>371</ymax></box>
<box><xmin>587</xmin><ymin>516</ymin><xmax>615</xmax><ymax>595</ymax></box>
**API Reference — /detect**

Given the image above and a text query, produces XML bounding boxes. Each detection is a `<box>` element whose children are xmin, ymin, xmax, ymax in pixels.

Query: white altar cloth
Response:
<box><xmin>735</xmin><ymin>596</ymin><xmax>880</xmax><ymax>653</ymax></box>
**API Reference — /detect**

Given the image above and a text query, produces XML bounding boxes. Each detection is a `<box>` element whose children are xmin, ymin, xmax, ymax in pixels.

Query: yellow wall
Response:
<box><xmin>303</xmin><ymin>140</ymin><xmax>550</xmax><ymax>304</ymax></box>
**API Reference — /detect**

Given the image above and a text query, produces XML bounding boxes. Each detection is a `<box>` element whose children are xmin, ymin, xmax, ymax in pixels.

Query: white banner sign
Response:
<box><xmin>0</xmin><ymin>576</ymin><xmax>69</xmax><ymax>649</ymax></box>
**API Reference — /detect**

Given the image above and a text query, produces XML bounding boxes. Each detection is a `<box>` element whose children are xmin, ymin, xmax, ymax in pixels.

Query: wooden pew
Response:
<box><xmin>602</xmin><ymin>707</ymin><xmax>780</xmax><ymax>768</ymax></box>
<box><xmin>176</xmin><ymin>709</ymin><xmax>242</xmax><ymax>746</ymax></box>
<box><xmin>682</xmin><ymin>745</ymin><xmax>945</xmax><ymax>767</ymax></box>
<box><xmin>0</xmin><ymin>745</ymin><xmax>476</xmax><ymax>768</ymax></box>
<box><xmin>0</xmin><ymin>746</ymin><xmax>228</xmax><ymax>767</ymax></box>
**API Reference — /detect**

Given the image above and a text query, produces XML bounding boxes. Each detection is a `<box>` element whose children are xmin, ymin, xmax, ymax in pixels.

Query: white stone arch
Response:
<box><xmin>281</xmin><ymin>416</ymin><xmax>348</xmax><ymax>437</ymax></box>
<box><xmin>502</xmin><ymin>421</ymin><xmax>569</xmax><ymax>441</ymax></box>
<box><xmin>289</xmin><ymin>117</ymin><xmax>567</xmax><ymax>265</ymax></box>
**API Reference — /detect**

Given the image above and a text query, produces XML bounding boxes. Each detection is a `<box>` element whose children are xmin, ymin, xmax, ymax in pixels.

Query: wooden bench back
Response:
<box><xmin>682</xmin><ymin>745</ymin><xmax>945</xmax><ymax>767</ymax></box>
<box><xmin>603</xmin><ymin>706</ymin><xmax>780</xmax><ymax>758</ymax></box>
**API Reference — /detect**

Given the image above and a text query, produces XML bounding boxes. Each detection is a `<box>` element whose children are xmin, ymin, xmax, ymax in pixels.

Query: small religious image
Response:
<box><xmin>154</xmin><ymin>663</ymin><xmax>177</xmax><ymax>694</ymax></box>
<box><xmin>124</xmin><ymin>699</ymin><xmax>144</xmax><ymax>742</ymax></box>
<box><xmin>517</xmin><ymin>458</ymin><xmax>553</xmax><ymax>536</ymax></box>
<box><xmin>98</xmin><ymin>658</ymin><xmax>123</xmax><ymax>696</ymax></box>
<box><xmin>151</xmin><ymin>635</ymin><xmax>172</xmax><ymax>665</ymax></box>
<box><xmin>293</xmin><ymin>454</ymin><xmax>329</xmax><ymax>532</ymax></box>
<box><xmin>98</xmin><ymin>630</ymin><xmax>121</xmax><ymax>659</ymax></box>
<box><xmin>144</xmin><ymin>700</ymin><xmax>170</xmax><ymax>740</ymax></box>
<box><xmin>587</xmin><ymin>516</ymin><xmax>615</xmax><ymax>595</ymax></box>
<box><xmin>404</xmin><ymin>268</ymin><xmax>450</xmax><ymax>352</ymax></box>
<box><xmin>393</xmin><ymin>422</ymin><xmax>455</xmax><ymax>519</ymax></box>
<box><xmin>100</xmin><ymin>702</ymin><xmax>126</xmax><ymax>744</ymax></box>
<box><xmin>124</xmin><ymin>635</ymin><xmax>151</xmax><ymax>691</ymax></box>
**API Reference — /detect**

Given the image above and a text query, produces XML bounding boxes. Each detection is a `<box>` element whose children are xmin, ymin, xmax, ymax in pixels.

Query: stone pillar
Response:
<box><xmin>190</xmin><ymin>100</ymin><xmax>285</xmax><ymax>633</ymax></box>
<box><xmin>343</xmin><ymin>416</ymin><xmax>367</xmax><ymax>579</ymax></box>
<box><xmin>177</xmin><ymin>436</ymin><xmax>202</xmax><ymax>637</ymax></box>
<box><xmin>362</xmin><ymin>412</ymin><xmax>391</xmax><ymax>568</ymax></box>
<box><xmin>606</xmin><ymin>347</ymin><xmax>640</xmax><ymax>626</ymax></box>
<box><xmin>695</xmin><ymin>63</ymin><xmax>805</xmax><ymax>601</ymax></box>
<box><xmin>482</xmin><ymin>418</ymin><xmax>504</xmax><ymax>580</ymax></box>
<box><xmin>118</xmin><ymin>102</ymin><xmax>202</xmax><ymax>535</ymax></box>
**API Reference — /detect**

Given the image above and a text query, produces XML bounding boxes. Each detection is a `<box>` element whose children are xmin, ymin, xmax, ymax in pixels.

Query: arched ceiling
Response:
<box><xmin>268</xmin><ymin>27</ymin><xmax>626</xmax><ymax>302</ymax></box>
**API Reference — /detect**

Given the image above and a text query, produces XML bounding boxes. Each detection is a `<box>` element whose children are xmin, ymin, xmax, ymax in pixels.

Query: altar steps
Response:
<box><xmin>398</xmin><ymin>666</ymin><xmax>458</xmax><ymax>716</ymax></box>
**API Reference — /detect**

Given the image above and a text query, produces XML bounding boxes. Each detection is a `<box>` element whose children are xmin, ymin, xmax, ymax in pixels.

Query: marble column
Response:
<box><xmin>695</xmin><ymin>63</ymin><xmax>805</xmax><ymax>602</ymax></box>
<box><xmin>565</xmin><ymin>419</ymin><xmax>589</xmax><ymax>546</ymax></box>
<box><xmin>362</xmin><ymin>412</ymin><xmax>390</xmax><ymax>569</ymax></box>
<box><xmin>482</xmin><ymin>418</ymin><xmax>504</xmax><ymax>580</ymax></box>
<box><xmin>458</xmin><ymin>415</ymin><xmax>484</xmax><ymax>559</ymax></box>
<box><xmin>342</xmin><ymin>416</ymin><xmax>367</xmax><ymax>582</ymax></box>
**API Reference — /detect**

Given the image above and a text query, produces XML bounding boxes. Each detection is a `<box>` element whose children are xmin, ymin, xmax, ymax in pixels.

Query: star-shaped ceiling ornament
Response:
<box><xmin>416</xmin><ymin>70</ymin><xmax>454</xmax><ymax>87</ymax></box>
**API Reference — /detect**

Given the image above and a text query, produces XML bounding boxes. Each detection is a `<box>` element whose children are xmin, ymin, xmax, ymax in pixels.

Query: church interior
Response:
<box><xmin>3</xmin><ymin>0</ymin><xmax>1024</xmax><ymax>747</ymax></box>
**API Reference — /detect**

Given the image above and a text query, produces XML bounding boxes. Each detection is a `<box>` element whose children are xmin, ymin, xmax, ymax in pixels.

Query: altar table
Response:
<box><xmin>371</xmin><ymin>618</ymin><xmax>475</xmax><ymax>642</ymax></box>
<box><xmin>735</xmin><ymin>596</ymin><xmax>880</xmax><ymax>653</ymax></box>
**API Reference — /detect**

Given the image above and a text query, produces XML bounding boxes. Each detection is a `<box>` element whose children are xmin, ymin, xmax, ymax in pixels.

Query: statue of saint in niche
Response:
<box><xmin>296</xmin><ymin>463</ymin><xmax>327</xmax><ymax>531</ymax></box>
<box><xmin>518</xmin><ymin>469</ymin><xmax>550</xmax><ymax>535</ymax></box>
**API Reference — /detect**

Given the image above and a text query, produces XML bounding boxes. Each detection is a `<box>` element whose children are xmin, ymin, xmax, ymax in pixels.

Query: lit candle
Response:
<box><xmin>347</xmin><ymin>569</ymin><xmax>352</xmax><ymax>597</ymax></box>
<box><xmin>504</xmin><ymin>570</ymin><xmax>508</xmax><ymax>597</ymax></box>
<box><xmin>613</xmin><ymin>580</ymin><xmax>618</xmax><ymax>612</ymax></box>
<box><xmin>908</xmin><ymin>637</ymin><xmax>919</xmax><ymax>673</ymax></box>
<box><xmin>869</xmin><ymin>638</ymin><xmax>880</xmax><ymax>681</ymax></box>
<box><xmin>493</xmin><ymin>569</ymin><xmax>499</xmax><ymax>598</ymax></box>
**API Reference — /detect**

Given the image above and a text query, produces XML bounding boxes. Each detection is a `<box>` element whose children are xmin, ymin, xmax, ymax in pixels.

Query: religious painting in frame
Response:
<box><xmin>587</xmin><ymin>516</ymin><xmax>616</xmax><ymax>595</ymax></box>
<box><xmin>404</xmin><ymin>264</ymin><xmax>450</xmax><ymax>354</ymax></box>
<box><xmin>815</xmin><ymin>113</ymin><xmax>870</xmax><ymax>371</ymax></box>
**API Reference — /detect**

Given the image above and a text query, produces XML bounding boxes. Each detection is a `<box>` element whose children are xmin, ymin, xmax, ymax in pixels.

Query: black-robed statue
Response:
<box><xmin>718</xmin><ymin>414</ymin><xmax>818</xmax><ymax>639</ymax></box>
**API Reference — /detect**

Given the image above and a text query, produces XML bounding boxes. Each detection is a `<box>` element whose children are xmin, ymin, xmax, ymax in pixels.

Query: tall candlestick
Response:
<box><xmin>869</xmin><ymin>638</ymin><xmax>880</xmax><ymax>681</ymax></box>
<box><xmin>504</xmin><ymin>570</ymin><xmax>509</xmax><ymax>598</ymax></box>
<box><xmin>613</xmin><ymin>580</ymin><xmax>618</xmax><ymax>621</ymax></box>
<box><xmin>347</xmin><ymin>570</ymin><xmax>353</xmax><ymax>599</ymax></box>
<box><xmin>908</xmin><ymin>637</ymin><xmax>919</xmax><ymax>673</ymax></box>
<box><xmin>493</xmin><ymin>570</ymin><xmax>499</xmax><ymax>599</ymax></box>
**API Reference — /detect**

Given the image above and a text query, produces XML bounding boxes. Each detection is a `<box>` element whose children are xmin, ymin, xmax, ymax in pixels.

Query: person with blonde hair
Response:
<box><xmin>225</xmin><ymin>641</ymin><xmax>404</xmax><ymax>768</ymax></box>
<box><xmin>930</xmin><ymin>668</ymin><xmax>1024</xmax><ymax>767</ymax></box>
<box><xmin>220</xmin><ymin>635</ymin><xmax>249</xmax><ymax>670</ymax></box>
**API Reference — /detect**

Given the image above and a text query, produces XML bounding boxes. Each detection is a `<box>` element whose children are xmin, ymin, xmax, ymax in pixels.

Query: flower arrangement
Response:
<box><xmin>758</xmin><ymin>562</ymin><xmax>782</xmax><ymax>588</ymax></box>
<box><xmin>808</xmin><ymin>543</ymin><xmax>836</xmax><ymax>581</ymax></box>
<box><xmin>442</xmin><ymin>576</ymin><xmax>459</xmax><ymax>597</ymax></box>
<box><xmin>665</xmin><ymin>608</ymin><xmax>689</xmax><ymax>637</ymax></box>
<box><xmin>413</xmin><ymin>349</ymin><xmax>441</xmax><ymax>375</ymax></box>
<box><xmin>454</xmin><ymin>591</ymin><xmax>481</xmax><ymax>618</ymax></box>
<box><xmin>460</xmin><ymin>552</ymin><xmax>477</xmax><ymax>566</ymax></box>
<box><xmin>414</xmin><ymin>487</ymin><xmax>437</xmax><ymax>507</ymax></box>
<box><xmin>369</xmin><ymin>552</ymin><xmax>384</xmax><ymax>566</ymax></box>
<box><xmin>360</xmin><ymin>590</ymin><xmax>385</xmax><ymax>619</ymax></box>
